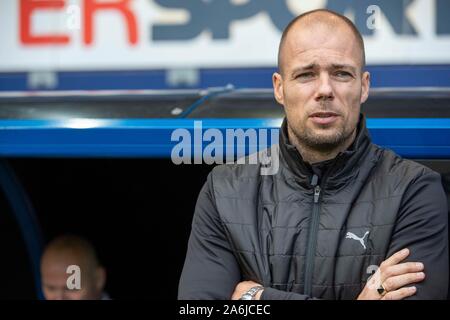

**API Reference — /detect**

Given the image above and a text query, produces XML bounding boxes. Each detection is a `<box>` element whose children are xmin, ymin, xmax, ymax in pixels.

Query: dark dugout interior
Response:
<box><xmin>0</xmin><ymin>158</ymin><xmax>214</xmax><ymax>299</ymax></box>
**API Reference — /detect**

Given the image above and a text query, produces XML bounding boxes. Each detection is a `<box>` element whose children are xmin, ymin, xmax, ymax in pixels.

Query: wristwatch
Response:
<box><xmin>239</xmin><ymin>285</ymin><xmax>264</xmax><ymax>300</ymax></box>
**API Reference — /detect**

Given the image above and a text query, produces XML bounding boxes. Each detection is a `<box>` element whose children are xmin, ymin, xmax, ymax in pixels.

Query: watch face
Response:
<box><xmin>240</xmin><ymin>293</ymin><xmax>252</xmax><ymax>300</ymax></box>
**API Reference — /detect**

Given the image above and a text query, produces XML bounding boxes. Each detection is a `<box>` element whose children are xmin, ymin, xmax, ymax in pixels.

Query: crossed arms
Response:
<box><xmin>178</xmin><ymin>171</ymin><xmax>448</xmax><ymax>300</ymax></box>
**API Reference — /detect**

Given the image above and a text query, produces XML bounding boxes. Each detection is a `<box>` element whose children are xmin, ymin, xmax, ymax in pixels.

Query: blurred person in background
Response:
<box><xmin>40</xmin><ymin>234</ymin><xmax>109</xmax><ymax>300</ymax></box>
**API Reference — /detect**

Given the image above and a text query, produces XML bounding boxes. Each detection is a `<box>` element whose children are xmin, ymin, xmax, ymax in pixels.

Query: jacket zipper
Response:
<box><xmin>304</xmin><ymin>174</ymin><xmax>322</xmax><ymax>296</ymax></box>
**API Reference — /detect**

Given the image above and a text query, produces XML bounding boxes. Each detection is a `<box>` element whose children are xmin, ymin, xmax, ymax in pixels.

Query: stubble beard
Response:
<box><xmin>291</xmin><ymin>119</ymin><xmax>356</xmax><ymax>153</ymax></box>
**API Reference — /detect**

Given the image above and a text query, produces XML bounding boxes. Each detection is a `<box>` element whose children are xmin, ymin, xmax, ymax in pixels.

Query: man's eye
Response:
<box><xmin>296</xmin><ymin>72</ymin><xmax>314</xmax><ymax>79</ymax></box>
<box><xmin>335</xmin><ymin>71</ymin><xmax>352</xmax><ymax>78</ymax></box>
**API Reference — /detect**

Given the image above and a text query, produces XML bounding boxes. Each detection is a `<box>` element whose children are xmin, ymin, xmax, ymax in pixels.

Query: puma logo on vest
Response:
<box><xmin>345</xmin><ymin>231</ymin><xmax>370</xmax><ymax>249</ymax></box>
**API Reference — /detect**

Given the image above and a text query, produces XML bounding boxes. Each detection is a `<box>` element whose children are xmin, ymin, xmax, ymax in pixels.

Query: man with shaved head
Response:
<box><xmin>179</xmin><ymin>9</ymin><xmax>448</xmax><ymax>300</ymax></box>
<box><xmin>40</xmin><ymin>235</ymin><xmax>107</xmax><ymax>300</ymax></box>
<box><xmin>274</xmin><ymin>9</ymin><xmax>368</xmax><ymax>165</ymax></box>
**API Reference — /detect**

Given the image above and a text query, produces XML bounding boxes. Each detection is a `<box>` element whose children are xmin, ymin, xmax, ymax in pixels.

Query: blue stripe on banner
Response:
<box><xmin>1</xmin><ymin>65</ymin><xmax>450</xmax><ymax>91</ymax></box>
<box><xmin>0</xmin><ymin>118</ymin><xmax>449</xmax><ymax>158</ymax></box>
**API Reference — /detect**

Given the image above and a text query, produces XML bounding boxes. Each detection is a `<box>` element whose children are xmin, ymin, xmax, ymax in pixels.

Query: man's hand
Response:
<box><xmin>232</xmin><ymin>249</ymin><xmax>424</xmax><ymax>300</ymax></box>
<box><xmin>357</xmin><ymin>248</ymin><xmax>425</xmax><ymax>300</ymax></box>
<box><xmin>231</xmin><ymin>280</ymin><xmax>264</xmax><ymax>300</ymax></box>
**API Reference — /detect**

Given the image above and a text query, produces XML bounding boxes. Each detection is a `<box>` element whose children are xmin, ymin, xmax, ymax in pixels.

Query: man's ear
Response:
<box><xmin>95</xmin><ymin>266</ymin><xmax>106</xmax><ymax>293</ymax></box>
<box><xmin>360</xmin><ymin>71</ymin><xmax>370</xmax><ymax>104</ymax></box>
<box><xmin>273</xmin><ymin>72</ymin><xmax>284</xmax><ymax>106</ymax></box>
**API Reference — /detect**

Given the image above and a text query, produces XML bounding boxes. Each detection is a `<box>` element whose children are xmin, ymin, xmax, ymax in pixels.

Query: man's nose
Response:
<box><xmin>315</xmin><ymin>74</ymin><xmax>334</xmax><ymax>101</ymax></box>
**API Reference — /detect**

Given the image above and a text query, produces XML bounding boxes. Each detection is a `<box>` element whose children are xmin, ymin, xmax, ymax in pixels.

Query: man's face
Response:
<box><xmin>273</xmin><ymin>22</ymin><xmax>370</xmax><ymax>151</ymax></box>
<box><xmin>41</xmin><ymin>253</ymin><xmax>103</xmax><ymax>300</ymax></box>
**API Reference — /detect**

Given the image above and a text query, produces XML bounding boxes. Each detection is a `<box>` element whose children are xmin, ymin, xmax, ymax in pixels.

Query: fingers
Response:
<box><xmin>382</xmin><ymin>286</ymin><xmax>417</xmax><ymax>300</ymax></box>
<box><xmin>378</xmin><ymin>249</ymin><xmax>425</xmax><ymax>294</ymax></box>
<box><xmin>381</xmin><ymin>248</ymin><xmax>409</xmax><ymax>267</ymax></box>
<box><xmin>383</xmin><ymin>272</ymin><xmax>425</xmax><ymax>292</ymax></box>
<box><xmin>359</xmin><ymin>248</ymin><xmax>425</xmax><ymax>300</ymax></box>
<box><xmin>383</xmin><ymin>262</ymin><xmax>424</xmax><ymax>279</ymax></box>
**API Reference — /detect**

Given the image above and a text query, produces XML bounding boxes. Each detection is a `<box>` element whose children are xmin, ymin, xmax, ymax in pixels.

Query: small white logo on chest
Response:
<box><xmin>345</xmin><ymin>231</ymin><xmax>370</xmax><ymax>249</ymax></box>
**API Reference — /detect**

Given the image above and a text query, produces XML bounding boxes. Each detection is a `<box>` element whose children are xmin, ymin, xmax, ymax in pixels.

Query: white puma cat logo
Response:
<box><xmin>345</xmin><ymin>231</ymin><xmax>370</xmax><ymax>249</ymax></box>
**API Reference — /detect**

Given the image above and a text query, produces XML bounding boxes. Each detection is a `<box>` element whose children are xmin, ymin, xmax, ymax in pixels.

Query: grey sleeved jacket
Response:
<box><xmin>178</xmin><ymin>115</ymin><xmax>448</xmax><ymax>300</ymax></box>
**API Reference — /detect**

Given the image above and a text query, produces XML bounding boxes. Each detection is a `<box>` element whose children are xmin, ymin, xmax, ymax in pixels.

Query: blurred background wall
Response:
<box><xmin>1</xmin><ymin>0</ymin><xmax>450</xmax><ymax>91</ymax></box>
